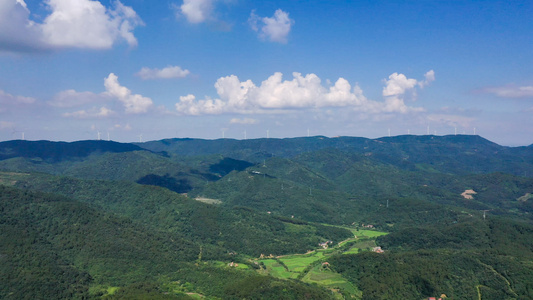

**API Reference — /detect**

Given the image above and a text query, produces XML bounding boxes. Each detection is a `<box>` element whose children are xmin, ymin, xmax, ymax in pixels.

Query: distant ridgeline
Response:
<box><xmin>138</xmin><ymin>135</ymin><xmax>533</xmax><ymax>176</ymax></box>
<box><xmin>2</xmin><ymin>134</ymin><xmax>533</xmax><ymax>175</ymax></box>
<box><xmin>1</xmin><ymin>135</ymin><xmax>533</xmax><ymax>299</ymax></box>
<box><xmin>0</xmin><ymin>140</ymin><xmax>145</xmax><ymax>161</ymax></box>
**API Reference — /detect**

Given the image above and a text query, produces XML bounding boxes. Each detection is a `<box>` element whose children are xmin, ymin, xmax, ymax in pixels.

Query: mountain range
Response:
<box><xmin>1</xmin><ymin>135</ymin><xmax>533</xmax><ymax>299</ymax></box>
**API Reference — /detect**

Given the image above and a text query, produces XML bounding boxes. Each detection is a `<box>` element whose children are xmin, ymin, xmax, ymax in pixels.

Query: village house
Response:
<box><xmin>372</xmin><ymin>246</ymin><xmax>384</xmax><ymax>253</ymax></box>
<box><xmin>318</xmin><ymin>240</ymin><xmax>333</xmax><ymax>249</ymax></box>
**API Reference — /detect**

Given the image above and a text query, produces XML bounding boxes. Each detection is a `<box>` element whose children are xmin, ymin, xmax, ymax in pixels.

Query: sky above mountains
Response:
<box><xmin>1</xmin><ymin>0</ymin><xmax>532</xmax><ymax>145</ymax></box>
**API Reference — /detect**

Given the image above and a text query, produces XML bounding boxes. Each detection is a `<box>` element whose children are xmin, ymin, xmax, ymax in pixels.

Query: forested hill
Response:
<box><xmin>0</xmin><ymin>140</ymin><xmax>146</xmax><ymax>161</ymax></box>
<box><xmin>138</xmin><ymin>135</ymin><xmax>533</xmax><ymax>176</ymax></box>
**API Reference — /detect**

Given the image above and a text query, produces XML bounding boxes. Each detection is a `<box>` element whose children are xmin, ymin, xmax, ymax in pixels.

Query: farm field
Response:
<box><xmin>256</xmin><ymin>227</ymin><xmax>387</xmax><ymax>298</ymax></box>
<box><xmin>303</xmin><ymin>264</ymin><xmax>362</xmax><ymax>299</ymax></box>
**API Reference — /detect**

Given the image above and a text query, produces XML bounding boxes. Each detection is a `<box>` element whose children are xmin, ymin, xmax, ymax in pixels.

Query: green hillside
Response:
<box><xmin>2</xmin><ymin>172</ymin><xmax>352</xmax><ymax>257</ymax></box>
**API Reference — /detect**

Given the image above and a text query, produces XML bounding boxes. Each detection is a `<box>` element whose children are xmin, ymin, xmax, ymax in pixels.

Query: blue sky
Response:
<box><xmin>1</xmin><ymin>0</ymin><xmax>532</xmax><ymax>145</ymax></box>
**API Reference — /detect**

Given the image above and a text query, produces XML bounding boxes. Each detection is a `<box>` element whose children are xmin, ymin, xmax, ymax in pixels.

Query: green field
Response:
<box><xmin>303</xmin><ymin>264</ymin><xmax>362</xmax><ymax>299</ymax></box>
<box><xmin>356</xmin><ymin>229</ymin><xmax>388</xmax><ymax>238</ymax></box>
<box><xmin>260</xmin><ymin>259</ymin><xmax>296</xmax><ymax>279</ymax></box>
<box><xmin>280</xmin><ymin>251</ymin><xmax>325</xmax><ymax>272</ymax></box>
<box><xmin>255</xmin><ymin>226</ymin><xmax>387</xmax><ymax>299</ymax></box>
<box><xmin>343</xmin><ymin>239</ymin><xmax>378</xmax><ymax>254</ymax></box>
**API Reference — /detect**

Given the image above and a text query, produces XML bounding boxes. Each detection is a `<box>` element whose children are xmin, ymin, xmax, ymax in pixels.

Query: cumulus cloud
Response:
<box><xmin>175</xmin><ymin>94</ymin><xmax>226</xmax><ymax>115</ymax></box>
<box><xmin>230</xmin><ymin>118</ymin><xmax>258</xmax><ymax>125</ymax></box>
<box><xmin>0</xmin><ymin>0</ymin><xmax>143</xmax><ymax>53</ymax></box>
<box><xmin>381</xmin><ymin>71</ymin><xmax>435</xmax><ymax>113</ymax></box>
<box><xmin>104</xmin><ymin>73</ymin><xmax>153</xmax><ymax>114</ymax></box>
<box><xmin>54</xmin><ymin>73</ymin><xmax>153</xmax><ymax>117</ymax></box>
<box><xmin>175</xmin><ymin>72</ymin><xmax>369</xmax><ymax>115</ymax></box>
<box><xmin>63</xmin><ymin>106</ymin><xmax>114</xmax><ymax>118</ymax></box>
<box><xmin>0</xmin><ymin>0</ymin><xmax>44</xmax><ymax>52</ymax></box>
<box><xmin>177</xmin><ymin>0</ymin><xmax>214</xmax><ymax>23</ymax></box>
<box><xmin>136</xmin><ymin>65</ymin><xmax>190</xmax><ymax>80</ymax></box>
<box><xmin>382</xmin><ymin>73</ymin><xmax>418</xmax><ymax>97</ymax></box>
<box><xmin>482</xmin><ymin>85</ymin><xmax>533</xmax><ymax>98</ymax></box>
<box><xmin>249</xmin><ymin>9</ymin><xmax>294</xmax><ymax>43</ymax></box>
<box><xmin>175</xmin><ymin>71</ymin><xmax>433</xmax><ymax>116</ymax></box>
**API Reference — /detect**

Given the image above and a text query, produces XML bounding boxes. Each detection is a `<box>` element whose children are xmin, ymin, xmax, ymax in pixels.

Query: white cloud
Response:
<box><xmin>48</xmin><ymin>89</ymin><xmax>107</xmax><ymax>108</ymax></box>
<box><xmin>175</xmin><ymin>71</ymin><xmax>431</xmax><ymax>115</ymax></box>
<box><xmin>175</xmin><ymin>94</ymin><xmax>226</xmax><ymax>115</ymax></box>
<box><xmin>136</xmin><ymin>65</ymin><xmax>190</xmax><ymax>80</ymax></box>
<box><xmin>178</xmin><ymin>0</ymin><xmax>214</xmax><ymax>23</ymax></box>
<box><xmin>53</xmin><ymin>73</ymin><xmax>154</xmax><ymax>117</ymax></box>
<box><xmin>0</xmin><ymin>0</ymin><xmax>142</xmax><ymax>53</ymax></box>
<box><xmin>104</xmin><ymin>73</ymin><xmax>153</xmax><ymax>114</ymax></box>
<box><xmin>42</xmin><ymin>0</ymin><xmax>143</xmax><ymax>48</ymax></box>
<box><xmin>63</xmin><ymin>106</ymin><xmax>114</xmax><ymax>118</ymax></box>
<box><xmin>0</xmin><ymin>0</ymin><xmax>44</xmax><ymax>52</ymax></box>
<box><xmin>482</xmin><ymin>85</ymin><xmax>533</xmax><ymax>98</ymax></box>
<box><xmin>249</xmin><ymin>9</ymin><xmax>294</xmax><ymax>43</ymax></box>
<box><xmin>419</xmin><ymin>70</ymin><xmax>435</xmax><ymax>88</ymax></box>
<box><xmin>230</xmin><ymin>118</ymin><xmax>258</xmax><ymax>125</ymax></box>
<box><xmin>381</xmin><ymin>71</ymin><xmax>435</xmax><ymax>113</ymax></box>
<box><xmin>0</xmin><ymin>89</ymin><xmax>36</xmax><ymax>105</ymax></box>
<box><xmin>382</xmin><ymin>73</ymin><xmax>418</xmax><ymax>97</ymax></box>
<box><xmin>0</xmin><ymin>89</ymin><xmax>36</xmax><ymax>113</ymax></box>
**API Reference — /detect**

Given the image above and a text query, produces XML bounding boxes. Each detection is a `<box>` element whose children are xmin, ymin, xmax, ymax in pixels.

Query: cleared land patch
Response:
<box><xmin>0</xmin><ymin>171</ymin><xmax>30</xmax><ymax>186</ymax></box>
<box><xmin>194</xmin><ymin>197</ymin><xmax>222</xmax><ymax>205</ymax></box>
<box><xmin>461</xmin><ymin>189</ymin><xmax>477</xmax><ymax>199</ymax></box>
<box><xmin>517</xmin><ymin>193</ymin><xmax>533</xmax><ymax>202</ymax></box>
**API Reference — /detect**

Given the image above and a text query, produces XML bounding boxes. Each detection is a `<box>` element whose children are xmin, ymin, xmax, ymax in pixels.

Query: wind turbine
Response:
<box><xmin>107</xmin><ymin>132</ymin><xmax>110</xmax><ymax>141</ymax></box>
<box><xmin>388</xmin><ymin>128</ymin><xmax>391</xmax><ymax>137</ymax></box>
<box><xmin>139</xmin><ymin>134</ymin><xmax>143</xmax><ymax>143</ymax></box>
<box><xmin>12</xmin><ymin>127</ymin><xmax>26</xmax><ymax>141</ymax></box>
<box><xmin>97</xmin><ymin>131</ymin><xmax>101</xmax><ymax>140</ymax></box>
